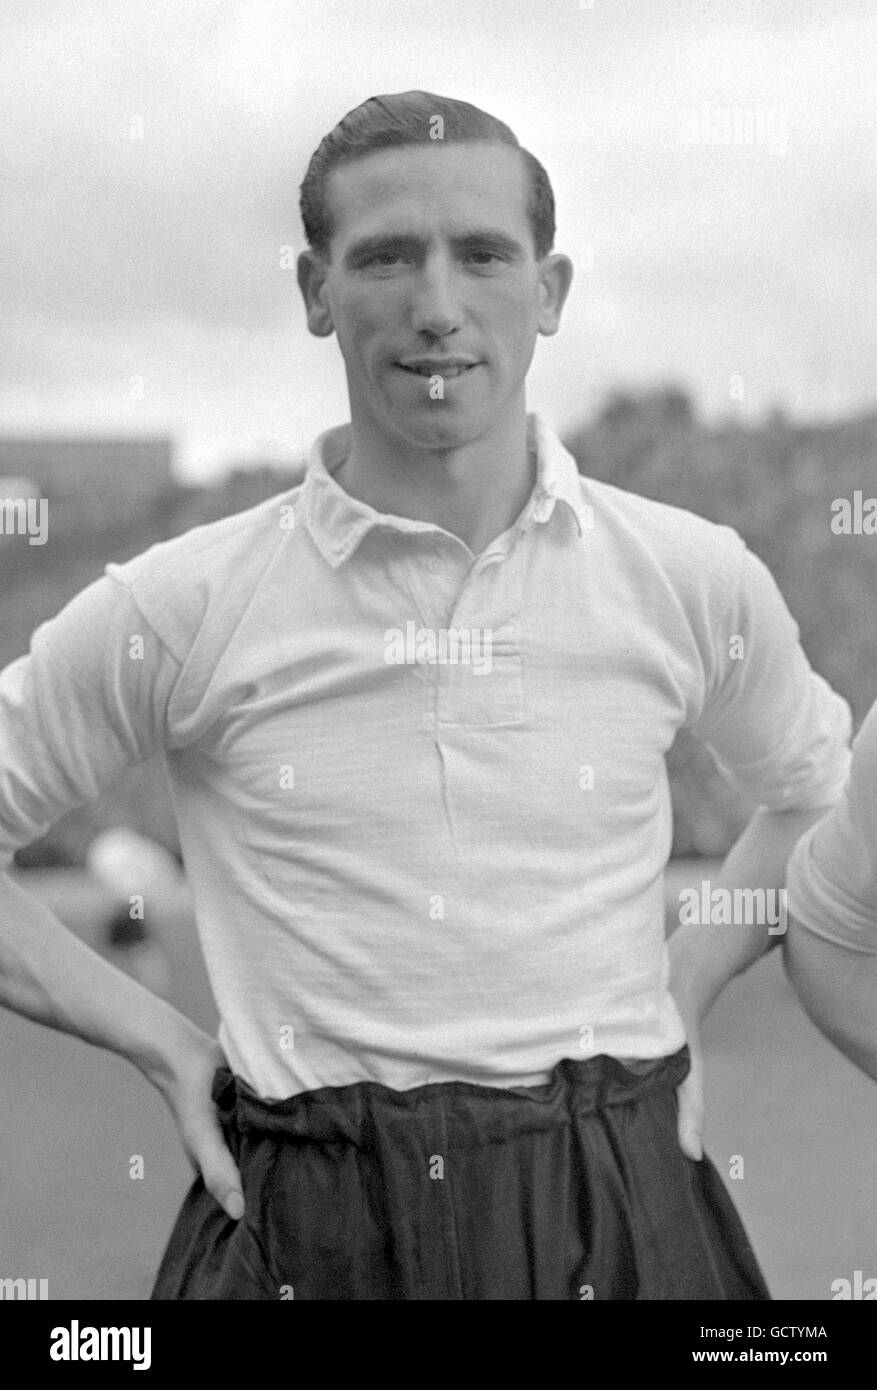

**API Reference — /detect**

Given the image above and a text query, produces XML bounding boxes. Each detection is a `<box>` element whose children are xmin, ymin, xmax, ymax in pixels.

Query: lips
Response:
<box><xmin>396</xmin><ymin>360</ymin><xmax>480</xmax><ymax>377</ymax></box>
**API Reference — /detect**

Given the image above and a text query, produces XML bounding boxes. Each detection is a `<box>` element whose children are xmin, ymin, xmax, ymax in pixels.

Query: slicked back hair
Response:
<box><xmin>300</xmin><ymin>91</ymin><xmax>556</xmax><ymax>261</ymax></box>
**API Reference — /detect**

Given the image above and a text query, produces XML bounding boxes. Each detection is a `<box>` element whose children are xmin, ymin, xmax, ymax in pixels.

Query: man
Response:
<box><xmin>0</xmin><ymin>92</ymin><xmax>853</xmax><ymax>1300</ymax></box>
<box><xmin>786</xmin><ymin>696</ymin><xmax>877</xmax><ymax>1078</ymax></box>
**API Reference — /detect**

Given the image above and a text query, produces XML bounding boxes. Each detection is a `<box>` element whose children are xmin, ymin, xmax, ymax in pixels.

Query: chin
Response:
<box><xmin>390</xmin><ymin>405</ymin><xmax>495</xmax><ymax>453</ymax></box>
<box><xmin>399</xmin><ymin>423</ymin><xmax>478</xmax><ymax>452</ymax></box>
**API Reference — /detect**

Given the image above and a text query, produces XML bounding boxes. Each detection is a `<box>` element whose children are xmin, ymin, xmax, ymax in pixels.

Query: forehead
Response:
<box><xmin>325</xmin><ymin>142</ymin><xmax>531</xmax><ymax>250</ymax></box>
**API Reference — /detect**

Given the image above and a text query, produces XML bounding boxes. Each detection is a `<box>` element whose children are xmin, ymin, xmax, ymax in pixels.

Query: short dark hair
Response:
<box><xmin>300</xmin><ymin>90</ymin><xmax>555</xmax><ymax>261</ymax></box>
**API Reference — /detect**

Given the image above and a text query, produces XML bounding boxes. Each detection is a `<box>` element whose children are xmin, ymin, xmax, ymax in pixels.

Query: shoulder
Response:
<box><xmin>578</xmin><ymin>473</ymin><xmax>748</xmax><ymax>593</ymax></box>
<box><xmin>104</xmin><ymin>484</ymin><xmax>304</xmax><ymax>661</ymax></box>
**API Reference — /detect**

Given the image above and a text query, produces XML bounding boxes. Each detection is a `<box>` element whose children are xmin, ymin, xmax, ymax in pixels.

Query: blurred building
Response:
<box><xmin>0</xmin><ymin>436</ymin><xmax>175</xmax><ymax>527</ymax></box>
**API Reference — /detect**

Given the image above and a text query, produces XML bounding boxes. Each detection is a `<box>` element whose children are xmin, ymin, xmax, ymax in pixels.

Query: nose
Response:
<box><xmin>410</xmin><ymin>254</ymin><xmax>462</xmax><ymax>338</ymax></box>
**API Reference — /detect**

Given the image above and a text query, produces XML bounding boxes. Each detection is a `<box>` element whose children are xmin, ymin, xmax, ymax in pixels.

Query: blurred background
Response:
<box><xmin>1</xmin><ymin>0</ymin><xmax>876</xmax><ymax>1300</ymax></box>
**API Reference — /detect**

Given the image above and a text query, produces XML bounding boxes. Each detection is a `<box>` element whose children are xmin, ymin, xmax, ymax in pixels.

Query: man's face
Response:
<box><xmin>298</xmin><ymin>141</ymin><xmax>571</xmax><ymax>452</ymax></box>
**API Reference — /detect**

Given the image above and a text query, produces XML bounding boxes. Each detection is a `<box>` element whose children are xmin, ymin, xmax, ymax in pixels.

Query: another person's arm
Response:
<box><xmin>783</xmin><ymin>698</ymin><xmax>877</xmax><ymax>1078</ymax></box>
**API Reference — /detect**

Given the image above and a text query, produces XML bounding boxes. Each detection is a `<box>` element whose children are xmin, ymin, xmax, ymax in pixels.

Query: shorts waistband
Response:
<box><xmin>212</xmin><ymin>1047</ymin><xmax>691</xmax><ymax>1147</ymax></box>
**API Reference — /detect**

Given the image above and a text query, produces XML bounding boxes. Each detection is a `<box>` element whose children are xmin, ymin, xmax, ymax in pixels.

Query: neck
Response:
<box><xmin>332</xmin><ymin>404</ymin><xmax>535</xmax><ymax>555</ymax></box>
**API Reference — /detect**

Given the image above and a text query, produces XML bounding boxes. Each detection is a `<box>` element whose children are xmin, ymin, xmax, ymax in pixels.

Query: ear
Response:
<box><xmin>536</xmin><ymin>253</ymin><xmax>574</xmax><ymax>337</ymax></box>
<box><xmin>297</xmin><ymin>250</ymin><xmax>335</xmax><ymax>338</ymax></box>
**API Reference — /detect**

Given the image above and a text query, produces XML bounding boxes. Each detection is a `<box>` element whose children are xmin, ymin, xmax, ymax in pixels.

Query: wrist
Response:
<box><xmin>667</xmin><ymin>922</ymin><xmax>747</xmax><ymax>1023</ymax></box>
<box><xmin>125</xmin><ymin>1006</ymin><xmax>212</xmax><ymax>1097</ymax></box>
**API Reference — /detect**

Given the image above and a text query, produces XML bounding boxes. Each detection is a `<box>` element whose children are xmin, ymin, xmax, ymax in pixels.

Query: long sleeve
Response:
<box><xmin>0</xmin><ymin>572</ymin><xmax>181</xmax><ymax>871</ymax></box>
<box><xmin>689</xmin><ymin>544</ymin><xmax>852</xmax><ymax>811</ymax></box>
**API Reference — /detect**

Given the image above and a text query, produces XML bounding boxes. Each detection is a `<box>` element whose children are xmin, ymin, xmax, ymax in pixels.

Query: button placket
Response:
<box><xmin>405</xmin><ymin>546</ymin><xmax>467</xmax><ymax>626</ymax></box>
<box><xmin>434</xmin><ymin>545</ymin><xmax>525</xmax><ymax>728</ymax></box>
<box><xmin>393</xmin><ymin>541</ymin><xmax>471</xmax><ymax>731</ymax></box>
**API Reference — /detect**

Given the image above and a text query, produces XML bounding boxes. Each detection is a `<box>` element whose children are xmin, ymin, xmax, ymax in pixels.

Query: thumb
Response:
<box><xmin>190</xmin><ymin>1116</ymin><xmax>245</xmax><ymax>1221</ymax></box>
<box><xmin>676</xmin><ymin>1064</ymin><xmax>704</xmax><ymax>1161</ymax></box>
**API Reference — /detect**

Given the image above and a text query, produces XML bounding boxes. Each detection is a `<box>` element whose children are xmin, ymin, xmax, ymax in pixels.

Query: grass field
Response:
<box><xmin>0</xmin><ymin>864</ymin><xmax>875</xmax><ymax>1300</ymax></box>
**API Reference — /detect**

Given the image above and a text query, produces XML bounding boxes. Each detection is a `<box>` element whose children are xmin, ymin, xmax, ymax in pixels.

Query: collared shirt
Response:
<box><xmin>0</xmin><ymin>414</ymin><xmax>853</xmax><ymax>1097</ymax></box>
<box><xmin>788</xmin><ymin>697</ymin><xmax>877</xmax><ymax>951</ymax></box>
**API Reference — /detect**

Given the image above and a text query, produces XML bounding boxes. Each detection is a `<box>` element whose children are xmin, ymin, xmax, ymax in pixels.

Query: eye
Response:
<box><xmin>466</xmin><ymin>250</ymin><xmax>505</xmax><ymax>267</ymax></box>
<box><xmin>364</xmin><ymin>252</ymin><xmax>406</xmax><ymax>268</ymax></box>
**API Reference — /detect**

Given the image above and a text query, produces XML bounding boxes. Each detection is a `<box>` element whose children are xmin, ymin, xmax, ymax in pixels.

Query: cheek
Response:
<box><xmin>484</xmin><ymin>283</ymin><xmax>540</xmax><ymax>330</ymax></box>
<box><xmin>330</xmin><ymin>291</ymin><xmax>394</xmax><ymax>351</ymax></box>
<box><xmin>491</xmin><ymin>301</ymin><xmax>540</xmax><ymax>363</ymax></box>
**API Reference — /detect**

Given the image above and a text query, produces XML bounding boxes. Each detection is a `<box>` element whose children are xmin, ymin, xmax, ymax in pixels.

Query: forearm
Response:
<box><xmin>783</xmin><ymin>915</ymin><xmax>877</xmax><ymax>1079</ymax></box>
<box><xmin>0</xmin><ymin>869</ymin><xmax>206</xmax><ymax>1092</ymax></box>
<box><xmin>668</xmin><ymin>805</ymin><xmax>829</xmax><ymax>1019</ymax></box>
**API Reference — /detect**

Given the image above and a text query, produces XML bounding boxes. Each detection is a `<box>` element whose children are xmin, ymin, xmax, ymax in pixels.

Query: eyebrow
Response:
<box><xmin>342</xmin><ymin>229</ymin><xmax>528</xmax><ymax>268</ymax></box>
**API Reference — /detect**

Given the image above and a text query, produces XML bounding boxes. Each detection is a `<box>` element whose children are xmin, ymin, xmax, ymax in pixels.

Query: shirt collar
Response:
<box><xmin>298</xmin><ymin>412</ymin><xmax>590</xmax><ymax>568</ymax></box>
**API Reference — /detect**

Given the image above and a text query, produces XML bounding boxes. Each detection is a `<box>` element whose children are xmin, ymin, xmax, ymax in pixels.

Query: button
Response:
<box><xmin>480</xmin><ymin>546</ymin><xmax>508</xmax><ymax>568</ymax></box>
<box><xmin>425</xmin><ymin>554</ymin><xmax>441</xmax><ymax>572</ymax></box>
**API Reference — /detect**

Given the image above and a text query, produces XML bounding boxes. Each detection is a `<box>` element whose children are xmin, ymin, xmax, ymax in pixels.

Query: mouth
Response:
<box><xmin>395</xmin><ymin>361</ymin><xmax>481</xmax><ymax>379</ymax></box>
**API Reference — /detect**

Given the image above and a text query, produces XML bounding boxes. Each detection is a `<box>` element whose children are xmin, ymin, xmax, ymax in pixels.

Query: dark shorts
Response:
<box><xmin>151</xmin><ymin>1046</ymin><xmax>770</xmax><ymax>1300</ymax></box>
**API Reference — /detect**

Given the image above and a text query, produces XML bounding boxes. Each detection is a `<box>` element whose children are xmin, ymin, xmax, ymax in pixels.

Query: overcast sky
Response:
<box><xmin>1</xmin><ymin>0</ymin><xmax>875</xmax><ymax>479</ymax></box>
